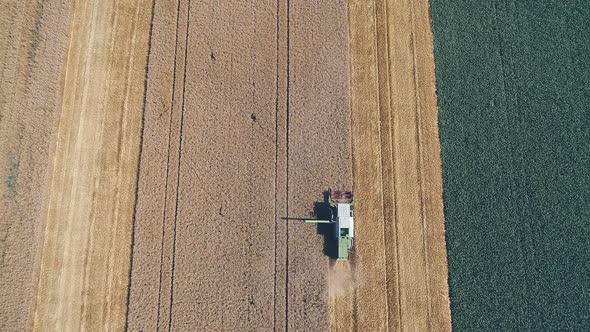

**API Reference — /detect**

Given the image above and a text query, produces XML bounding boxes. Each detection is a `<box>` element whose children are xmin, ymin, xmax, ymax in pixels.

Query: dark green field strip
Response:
<box><xmin>430</xmin><ymin>1</ymin><xmax>590</xmax><ymax>331</ymax></box>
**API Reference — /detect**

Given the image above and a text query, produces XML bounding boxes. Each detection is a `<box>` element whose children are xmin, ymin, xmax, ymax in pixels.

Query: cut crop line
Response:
<box><xmin>273</xmin><ymin>0</ymin><xmax>280</xmax><ymax>330</ymax></box>
<box><xmin>155</xmin><ymin>0</ymin><xmax>182</xmax><ymax>330</ymax></box>
<box><xmin>346</xmin><ymin>2</ymin><xmax>359</xmax><ymax>329</ymax></box>
<box><xmin>372</xmin><ymin>0</ymin><xmax>391</xmax><ymax>330</ymax></box>
<box><xmin>167</xmin><ymin>0</ymin><xmax>191</xmax><ymax>330</ymax></box>
<box><xmin>383</xmin><ymin>0</ymin><xmax>403</xmax><ymax>326</ymax></box>
<box><xmin>409</xmin><ymin>0</ymin><xmax>432</xmax><ymax>328</ymax></box>
<box><xmin>380</xmin><ymin>0</ymin><xmax>404</xmax><ymax>327</ymax></box>
<box><xmin>124</xmin><ymin>0</ymin><xmax>156</xmax><ymax>329</ymax></box>
<box><xmin>284</xmin><ymin>0</ymin><xmax>291</xmax><ymax>330</ymax></box>
<box><xmin>390</xmin><ymin>93</ymin><xmax>403</xmax><ymax>330</ymax></box>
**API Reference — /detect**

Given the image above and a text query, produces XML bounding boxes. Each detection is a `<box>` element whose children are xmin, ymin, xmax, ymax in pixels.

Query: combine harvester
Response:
<box><xmin>305</xmin><ymin>190</ymin><xmax>354</xmax><ymax>260</ymax></box>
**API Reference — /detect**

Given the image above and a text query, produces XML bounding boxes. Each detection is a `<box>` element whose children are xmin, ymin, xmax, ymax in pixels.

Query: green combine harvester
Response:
<box><xmin>305</xmin><ymin>190</ymin><xmax>354</xmax><ymax>260</ymax></box>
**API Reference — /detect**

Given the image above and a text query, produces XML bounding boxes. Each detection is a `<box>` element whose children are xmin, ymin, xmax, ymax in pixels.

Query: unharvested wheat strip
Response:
<box><xmin>349</xmin><ymin>0</ymin><xmax>451</xmax><ymax>330</ymax></box>
<box><xmin>348</xmin><ymin>0</ymin><xmax>389</xmax><ymax>331</ymax></box>
<box><xmin>33</xmin><ymin>0</ymin><xmax>152</xmax><ymax>330</ymax></box>
<box><xmin>388</xmin><ymin>0</ymin><xmax>431</xmax><ymax>330</ymax></box>
<box><xmin>94</xmin><ymin>3</ymin><xmax>150</xmax><ymax>330</ymax></box>
<box><xmin>385</xmin><ymin>0</ymin><xmax>452</xmax><ymax>330</ymax></box>
<box><xmin>374</xmin><ymin>0</ymin><xmax>403</xmax><ymax>329</ymax></box>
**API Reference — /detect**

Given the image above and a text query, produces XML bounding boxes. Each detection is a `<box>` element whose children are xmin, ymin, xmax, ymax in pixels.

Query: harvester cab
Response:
<box><xmin>304</xmin><ymin>190</ymin><xmax>354</xmax><ymax>260</ymax></box>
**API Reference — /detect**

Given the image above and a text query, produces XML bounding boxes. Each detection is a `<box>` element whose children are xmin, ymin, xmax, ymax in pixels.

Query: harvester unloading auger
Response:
<box><xmin>305</xmin><ymin>190</ymin><xmax>354</xmax><ymax>260</ymax></box>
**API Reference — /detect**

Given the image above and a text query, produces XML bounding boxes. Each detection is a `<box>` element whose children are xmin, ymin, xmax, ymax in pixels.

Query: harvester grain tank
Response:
<box><xmin>305</xmin><ymin>190</ymin><xmax>354</xmax><ymax>260</ymax></box>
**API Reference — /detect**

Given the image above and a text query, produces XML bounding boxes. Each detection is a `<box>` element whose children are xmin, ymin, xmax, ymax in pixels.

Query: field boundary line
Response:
<box><xmin>273</xmin><ymin>0</ymin><xmax>280</xmax><ymax>330</ymax></box>
<box><xmin>409</xmin><ymin>0</ymin><xmax>433</xmax><ymax>329</ymax></box>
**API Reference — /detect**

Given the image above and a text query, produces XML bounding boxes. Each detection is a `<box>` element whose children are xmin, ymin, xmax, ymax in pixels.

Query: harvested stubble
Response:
<box><xmin>127</xmin><ymin>0</ymin><xmax>351</xmax><ymax>330</ymax></box>
<box><xmin>0</xmin><ymin>1</ymin><xmax>72</xmax><ymax>330</ymax></box>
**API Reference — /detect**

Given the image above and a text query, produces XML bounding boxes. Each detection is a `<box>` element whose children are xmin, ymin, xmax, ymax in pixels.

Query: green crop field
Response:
<box><xmin>430</xmin><ymin>1</ymin><xmax>590</xmax><ymax>331</ymax></box>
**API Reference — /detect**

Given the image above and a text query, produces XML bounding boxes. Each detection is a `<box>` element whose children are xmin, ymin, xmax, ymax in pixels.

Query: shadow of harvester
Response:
<box><xmin>283</xmin><ymin>191</ymin><xmax>339</xmax><ymax>260</ymax></box>
<box><xmin>312</xmin><ymin>190</ymin><xmax>338</xmax><ymax>260</ymax></box>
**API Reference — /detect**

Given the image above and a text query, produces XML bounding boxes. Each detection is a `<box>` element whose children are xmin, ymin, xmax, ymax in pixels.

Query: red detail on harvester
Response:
<box><xmin>331</xmin><ymin>191</ymin><xmax>352</xmax><ymax>200</ymax></box>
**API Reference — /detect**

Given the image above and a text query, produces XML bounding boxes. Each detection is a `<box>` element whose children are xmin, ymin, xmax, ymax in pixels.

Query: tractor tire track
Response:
<box><xmin>377</xmin><ymin>0</ymin><xmax>405</xmax><ymax>328</ymax></box>
<box><xmin>273</xmin><ymin>0</ymin><xmax>281</xmax><ymax>330</ymax></box>
<box><xmin>167</xmin><ymin>0</ymin><xmax>192</xmax><ymax>329</ymax></box>
<box><xmin>284</xmin><ymin>0</ymin><xmax>291</xmax><ymax>330</ymax></box>
<box><xmin>125</xmin><ymin>0</ymin><xmax>187</xmax><ymax>329</ymax></box>
<box><xmin>151</xmin><ymin>0</ymin><xmax>190</xmax><ymax>329</ymax></box>
<box><xmin>154</xmin><ymin>0</ymin><xmax>181</xmax><ymax>329</ymax></box>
